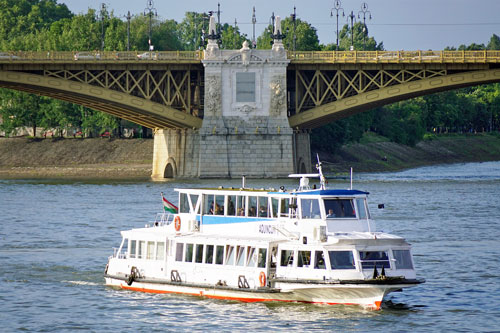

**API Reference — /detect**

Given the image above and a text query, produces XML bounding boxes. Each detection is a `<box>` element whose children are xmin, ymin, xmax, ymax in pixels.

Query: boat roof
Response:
<box><xmin>175</xmin><ymin>188</ymin><xmax>369</xmax><ymax>196</ymax></box>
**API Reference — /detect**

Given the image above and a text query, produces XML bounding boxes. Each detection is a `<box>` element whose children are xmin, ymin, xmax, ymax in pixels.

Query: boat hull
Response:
<box><xmin>104</xmin><ymin>275</ymin><xmax>420</xmax><ymax>310</ymax></box>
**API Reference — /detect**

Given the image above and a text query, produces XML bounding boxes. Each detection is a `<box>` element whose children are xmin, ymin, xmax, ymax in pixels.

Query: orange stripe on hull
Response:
<box><xmin>120</xmin><ymin>284</ymin><xmax>379</xmax><ymax>309</ymax></box>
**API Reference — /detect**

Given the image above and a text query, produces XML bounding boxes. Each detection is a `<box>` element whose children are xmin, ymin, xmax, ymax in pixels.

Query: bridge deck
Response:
<box><xmin>1</xmin><ymin>50</ymin><xmax>500</xmax><ymax>64</ymax></box>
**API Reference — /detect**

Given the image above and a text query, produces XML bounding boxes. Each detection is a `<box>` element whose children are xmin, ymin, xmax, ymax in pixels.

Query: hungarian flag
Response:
<box><xmin>161</xmin><ymin>192</ymin><xmax>178</xmax><ymax>213</ymax></box>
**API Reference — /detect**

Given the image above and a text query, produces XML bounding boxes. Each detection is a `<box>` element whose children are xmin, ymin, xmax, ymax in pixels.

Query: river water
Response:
<box><xmin>1</xmin><ymin>162</ymin><xmax>499</xmax><ymax>332</ymax></box>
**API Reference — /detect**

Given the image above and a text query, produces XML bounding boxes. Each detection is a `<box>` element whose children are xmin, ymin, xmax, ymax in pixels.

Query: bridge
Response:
<box><xmin>1</xmin><ymin>45</ymin><xmax>500</xmax><ymax>178</ymax></box>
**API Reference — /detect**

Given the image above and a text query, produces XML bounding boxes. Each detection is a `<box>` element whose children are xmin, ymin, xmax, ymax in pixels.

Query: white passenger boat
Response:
<box><xmin>104</xmin><ymin>163</ymin><xmax>424</xmax><ymax>310</ymax></box>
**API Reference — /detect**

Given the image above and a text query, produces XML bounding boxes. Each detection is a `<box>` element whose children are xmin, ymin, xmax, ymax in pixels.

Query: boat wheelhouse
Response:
<box><xmin>105</xmin><ymin>167</ymin><xmax>423</xmax><ymax>310</ymax></box>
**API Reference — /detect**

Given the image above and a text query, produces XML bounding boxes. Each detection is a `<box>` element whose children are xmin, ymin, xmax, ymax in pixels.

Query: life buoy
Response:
<box><xmin>174</xmin><ymin>216</ymin><xmax>181</xmax><ymax>231</ymax></box>
<box><xmin>259</xmin><ymin>271</ymin><xmax>266</xmax><ymax>287</ymax></box>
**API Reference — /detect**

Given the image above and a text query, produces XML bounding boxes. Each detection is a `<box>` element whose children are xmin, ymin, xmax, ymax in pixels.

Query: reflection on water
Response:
<box><xmin>1</xmin><ymin>161</ymin><xmax>499</xmax><ymax>332</ymax></box>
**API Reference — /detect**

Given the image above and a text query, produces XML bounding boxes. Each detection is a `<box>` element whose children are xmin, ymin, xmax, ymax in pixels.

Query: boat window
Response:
<box><xmin>290</xmin><ymin>198</ymin><xmax>298</xmax><ymax>218</ymax></box>
<box><xmin>227</xmin><ymin>195</ymin><xmax>236</xmax><ymax>216</ymax></box>
<box><xmin>215</xmin><ymin>245</ymin><xmax>224</xmax><ymax>265</ymax></box>
<box><xmin>247</xmin><ymin>247</ymin><xmax>257</xmax><ymax>267</ymax></box>
<box><xmin>179</xmin><ymin>193</ymin><xmax>189</xmax><ymax>213</ymax></box>
<box><xmin>156</xmin><ymin>242</ymin><xmax>165</xmax><ymax>261</ymax></box>
<box><xmin>248</xmin><ymin>197</ymin><xmax>257</xmax><ymax>217</ymax></box>
<box><xmin>280</xmin><ymin>249</ymin><xmax>294</xmax><ymax>267</ymax></box>
<box><xmin>324</xmin><ymin>199</ymin><xmax>356</xmax><ymax>218</ymax></box>
<box><xmin>359</xmin><ymin>251</ymin><xmax>390</xmax><ymax>269</ymax></box>
<box><xmin>356</xmin><ymin>198</ymin><xmax>368</xmax><ymax>219</ymax></box>
<box><xmin>175</xmin><ymin>242</ymin><xmax>184</xmax><ymax>262</ymax></box>
<box><xmin>329</xmin><ymin>251</ymin><xmax>356</xmax><ymax>269</ymax></box>
<box><xmin>258</xmin><ymin>248</ymin><xmax>267</xmax><ymax>268</ymax></box>
<box><xmin>236</xmin><ymin>246</ymin><xmax>245</xmax><ymax>266</ymax></box>
<box><xmin>195</xmin><ymin>244</ymin><xmax>204</xmax><ymax>263</ymax></box>
<box><xmin>258</xmin><ymin>197</ymin><xmax>269</xmax><ymax>217</ymax></box>
<box><xmin>300</xmin><ymin>199</ymin><xmax>321</xmax><ymax>219</ymax></box>
<box><xmin>236</xmin><ymin>196</ymin><xmax>245</xmax><ymax>216</ymax></box>
<box><xmin>271</xmin><ymin>198</ymin><xmax>279</xmax><ymax>217</ymax></box>
<box><xmin>203</xmin><ymin>194</ymin><xmax>214</xmax><ymax>215</ymax></box>
<box><xmin>189</xmin><ymin>194</ymin><xmax>200</xmax><ymax>213</ymax></box>
<box><xmin>205</xmin><ymin>245</ymin><xmax>214</xmax><ymax>264</ymax></box>
<box><xmin>297</xmin><ymin>250</ymin><xmax>311</xmax><ymax>267</ymax></box>
<box><xmin>185</xmin><ymin>243</ymin><xmax>194</xmax><ymax>262</ymax></box>
<box><xmin>147</xmin><ymin>241</ymin><xmax>155</xmax><ymax>260</ymax></box>
<box><xmin>314</xmin><ymin>251</ymin><xmax>326</xmax><ymax>269</ymax></box>
<box><xmin>393</xmin><ymin>250</ymin><xmax>413</xmax><ymax>269</ymax></box>
<box><xmin>121</xmin><ymin>238</ymin><xmax>128</xmax><ymax>257</ymax></box>
<box><xmin>130</xmin><ymin>240</ymin><xmax>136</xmax><ymax>259</ymax></box>
<box><xmin>226</xmin><ymin>245</ymin><xmax>235</xmax><ymax>265</ymax></box>
<box><xmin>215</xmin><ymin>195</ymin><xmax>224</xmax><ymax>215</ymax></box>
<box><xmin>280</xmin><ymin>198</ymin><xmax>289</xmax><ymax>217</ymax></box>
<box><xmin>138</xmin><ymin>241</ymin><xmax>146</xmax><ymax>259</ymax></box>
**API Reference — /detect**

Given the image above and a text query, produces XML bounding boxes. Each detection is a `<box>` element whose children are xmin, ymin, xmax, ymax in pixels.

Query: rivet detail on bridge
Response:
<box><xmin>451</xmin><ymin>76</ymin><xmax>465</xmax><ymax>82</ymax></box>
<box><xmin>494</xmin><ymin>71</ymin><xmax>500</xmax><ymax>77</ymax></box>
<box><xmin>48</xmin><ymin>80</ymin><xmax>61</xmax><ymax>86</ymax></box>
<box><xmin>90</xmin><ymin>88</ymin><xmax>102</xmax><ymax>95</ymax></box>
<box><xmin>344</xmin><ymin>99</ymin><xmax>358</xmax><ymax>106</ymax></box>
<box><xmin>152</xmin><ymin>105</ymin><xmax>164</xmax><ymax>112</ymax></box>
<box><xmin>69</xmin><ymin>84</ymin><xmax>82</xmax><ymax>90</ymax></box>
<box><xmin>409</xmin><ymin>83</ymin><xmax>421</xmax><ymax>90</ymax></box>
<box><xmin>28</xmin><ymin>77</ymin><xmax>40</xmax><ymax>83</ymax></box>
<box><xmin>430</xmin><ymin>79</ymin><xmax>443</xmax><ymax>86</ymax></box>
<box><xmin>323</xmin><ymin>105</ymin><xmax>336</xmax><ymax>113</ymax></box>
<box><xmin>174</xmin><ymin>113</ymin><xmax>186</xmax><ymax>120</ymax></box>
<box><xmin>301</xmin><ymin>113</ymin><xmax>313</xmax><ymax>120</ymax></box>
<box><xmin>472</xmin><ymin>73</ymin><xmax>486</xmax><ymax>79</ymax></box>
<box><xmin>131</xmin><ymin>99</ymin><xmax>144</xmax><ymax>106</ymax></box>
<box><xmin>6</xmin><ymin>73</ymin><xmax>19</xmax><ymax>80</ymax></box>
<box><xmin>388</xmin><ymin>88</ymin><xmax>400</xmax><ymax>95</ymax></box>
<box><xmin>110</xmin><ymin>93</ymin><xmax>123</xmax><ymax>100</ymax></box>
<box><xmin>366</xmin><ymin>93</ymin><xmax>379</xmax><ymax>100</ymax></box>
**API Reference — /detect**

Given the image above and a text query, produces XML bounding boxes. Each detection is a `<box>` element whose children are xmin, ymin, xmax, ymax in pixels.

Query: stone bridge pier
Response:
<box><xmin>152</xmin><ymin>16</ymin><xmax>311</xmax><ymax>179</ymax></box>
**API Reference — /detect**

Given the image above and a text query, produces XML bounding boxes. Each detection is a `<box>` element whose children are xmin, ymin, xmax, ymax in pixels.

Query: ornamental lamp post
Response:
<box><xmin>99</xmin><ymin>3</ymin><xmax>106</xmax><ymax>51</ymax></box>
<box><xmin>144</xmin><ymin>0</ymin><xmax>157</xmax><ymax>51</ymax></box>
<box><xmin>252</xmin><ymin>6</ymin><xmax>257</xmax><ymax>48</ymax></box>
<box><xmin>124</xmin><ymin>11</ymin><xmax>132</xmax><ymax>51</ymax></box>
<box><xmin>290</xmin><ymin>6</ymin><xmax>297</xmax><ymax>52</ymax></box>
<box><xmin>358</xmin><ymin>2</ymin><xmax>372</xmax><ymax>50</ymax></box>
<box><xmin>330</xmin><ymin>0</ymin><xmax>344</xmax><ymax>51</ymax></box>
<box><xmin>347</xmin><ymin>10</ymin><xmax>356</xmax><ymax>51</ymax></box>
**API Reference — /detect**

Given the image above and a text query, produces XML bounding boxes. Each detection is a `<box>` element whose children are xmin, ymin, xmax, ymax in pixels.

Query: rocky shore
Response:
<box><xmin>0</xmin><ymin>133</ymin><xmax>499</xmax><ymax>179</ymax></box>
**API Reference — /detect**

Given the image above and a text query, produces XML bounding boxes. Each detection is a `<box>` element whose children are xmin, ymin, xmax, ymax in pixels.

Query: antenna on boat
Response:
<box><xmin>350</xmin><ymin>167</ymin><xmax>353</xmax><ymax>190</ymax></box>
<box><xmin>316</xmin><ymin>154</ymin><xmax>326</xmax><ymax>190</ymax></box>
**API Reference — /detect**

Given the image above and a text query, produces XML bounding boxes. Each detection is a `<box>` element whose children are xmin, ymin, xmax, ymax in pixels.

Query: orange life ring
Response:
<box><xmin>259</xmin><ymin>271</ymin><xmax>266</xmax><ymax>287</ymax></box>
<box><xmin>174</xmin><ymin>216</ymin><xmax>181</xmax><ymax>231</ymax></box>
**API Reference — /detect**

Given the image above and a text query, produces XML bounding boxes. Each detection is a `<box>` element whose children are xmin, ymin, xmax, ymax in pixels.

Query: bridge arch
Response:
<box><xmin>0</xmin><ymin>70</ymin><xmax>202</xmax><ymax>129</ymax></box>
<box><xmin>163</xmin><ymin>157</ymin><xmax>177</xmax><ymax>178</ymax></box>
<box><xmin>289</xmin><ymin>69</ymin><xmax>500</xmax><ymax>129</ymax></box>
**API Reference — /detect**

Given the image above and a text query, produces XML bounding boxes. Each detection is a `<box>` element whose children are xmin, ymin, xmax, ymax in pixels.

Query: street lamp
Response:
<box><xmin>358</xmin><ymin>2</ymin><xmax>372</xmax><ymax>50</ymax></box>
<box><xmin>330</xmin><ymin>0</ymin><xmax>344</xmax><ymax>51</ymax></box>
<box><xmin>252</xmin><ymin>6</ymin><xmax>256</xmax><ymax>48</ymax></box>
<box><xmin>290</xmin><ymin>6</ymin><xmax>297</xmax><ymax>52</ymax></box>
<box><xmin>144</xmin><ymin>0</ymin><xmax>157</xmax><ymax>51</ymax></box>
<box><xmin>347</xmin><ymin>10</ymin><xmax>356</xmax><ymax>51</ymax></box>
<box><xmin>124</xmin><ymin>11</ymin><xmax>132</xmax><ymax>51</ymax></box>
<box><xmin>99</xmin><ymin>3</ymin><xmax>106</xmax><ymax>51</ymax></box>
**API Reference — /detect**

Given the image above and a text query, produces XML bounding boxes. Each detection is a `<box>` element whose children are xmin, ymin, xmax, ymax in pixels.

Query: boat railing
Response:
<box><xmin>146</xmin><ymin>212</ymin><xmax>175</xmax><ymax>227</ymax></box>
<box><xmin>112</xmin><ymin>247</ymin><xmax>127</xmax><ymax>259</ymax></box>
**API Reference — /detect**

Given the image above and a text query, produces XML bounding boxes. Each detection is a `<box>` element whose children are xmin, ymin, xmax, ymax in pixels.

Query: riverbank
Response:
<box><xmin>0</xmin><ymin>133</ymin><xmax>499</xmax><ymax>179</ymax></box>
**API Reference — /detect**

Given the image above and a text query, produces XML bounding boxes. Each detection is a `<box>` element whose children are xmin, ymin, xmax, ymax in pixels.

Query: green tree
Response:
<box><xmin>487</xmin><ymin>34</ymin><xmax>500</xmax><ymax>50</ymax></box>
<box><xmin>337</xmin><ymin>22</ymin><xmax>382</xmax><ymax>51</ymax></box>
<box><xmin>220</xmin><ymin>23</ymin><xmax>249</xmax><ymax>49</ymax></box>
<box><xmin>256</xmin><ymin>17</ymin><xmax>320</xmax><ymax>51</ymax></box>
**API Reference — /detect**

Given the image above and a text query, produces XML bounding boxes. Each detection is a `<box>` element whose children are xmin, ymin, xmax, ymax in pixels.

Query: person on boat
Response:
<box><xmin>238</xmin><ymin>208</ymin><xmax>245</xmax><ymax>216</ymax></box>
<box><xmin>209</xmin><ymin>201</ymin><xmax>214</xmax><ymax>214</ymax></box>
<box><xmin>249</xmin><ymin>206</ymin><xmax>256</xmax><ymax>217</ymax></box>
<box><xmin>326</xmin><ymin>209</ymin><xmax>336</xmax><ymax>218</ymax></box>
<box><xmin>259</xmin><ymin>206</ymin><xmax>267</xmax><ymax>217</ymax></box>
<box><xmin>228</xmin><ymin>197</ymin><xmax>235</xmax><ymax>215</ymax></box>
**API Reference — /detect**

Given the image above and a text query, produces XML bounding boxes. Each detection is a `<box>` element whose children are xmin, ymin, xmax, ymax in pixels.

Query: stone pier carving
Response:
<box><xmin>270</xmin><ymin>76</ymin><xmax>286</xmax><ymax>116</ymax></box>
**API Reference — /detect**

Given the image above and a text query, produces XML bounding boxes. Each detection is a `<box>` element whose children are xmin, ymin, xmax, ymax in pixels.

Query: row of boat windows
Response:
<box><xmin>121</xmin><ymin>238</ymin><xmax>413</xmax><ymax>271</ymax></box>
<box><xmin>179</xmin><ymin>193</ymin><xmax>370</xmax><ymax>220</ymax></box>
<box><xmin>125</xmin><ymin>240</ymin><xmax>165</xmax><ymax>261</ymax></box>
<box><xmin>280</xmin><ymin>249</ymin><xmax>413</xmax><ymax>270</ymax></box>
<box><xmin>175</xmin><ymin>242</ymin><xmax>267</xmax><ymax>268</ymax></box>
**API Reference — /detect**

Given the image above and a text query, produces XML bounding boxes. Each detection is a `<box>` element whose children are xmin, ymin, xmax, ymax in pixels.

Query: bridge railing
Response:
<box><xmin>0</xmin><ymin>50</ymin><xmax>204</xmax><ymax>62</ymax></box>
<box><xmin>288</xmin><ymin>50</ymin><xmax>500</xmax><ymax>63</ymax></box>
